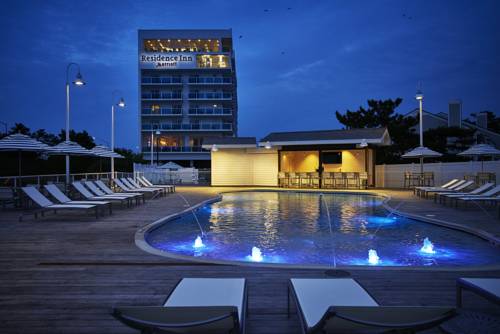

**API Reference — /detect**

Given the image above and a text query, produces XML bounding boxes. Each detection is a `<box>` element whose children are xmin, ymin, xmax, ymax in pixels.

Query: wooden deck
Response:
<box><xmin>0</xmin><ymin>187</ymin><xmax>499</xmax><ymax>333</ymax></box>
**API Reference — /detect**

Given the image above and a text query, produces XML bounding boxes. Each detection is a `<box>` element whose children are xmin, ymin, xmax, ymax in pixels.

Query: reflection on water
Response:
<box><xmin>147</xmin><ymin>191</ymin><xmax>500</xmax><ymax>267</ymax></box>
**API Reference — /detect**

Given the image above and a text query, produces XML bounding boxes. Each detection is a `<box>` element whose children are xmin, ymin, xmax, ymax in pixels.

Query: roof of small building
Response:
<box><xmin>202</xmin><ymin>137</ymin><xmax>257</xmax><ymax>148</ymax></box>
<box><xmin>259</xmin><ymin>127</ymin><xmax>390</xmax><ymax>146</ymax></box>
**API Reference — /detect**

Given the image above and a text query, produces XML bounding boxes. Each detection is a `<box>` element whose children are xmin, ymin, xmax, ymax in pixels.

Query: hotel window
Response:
<box><xmin>197</xmin><ymin>55</ymin><xmax>229</xmax><ymax>68</ymax></box>
<box><xmin>151</xmin><ymin>104</ymin><xmax>160</xmax><ymax>114</ymax></box>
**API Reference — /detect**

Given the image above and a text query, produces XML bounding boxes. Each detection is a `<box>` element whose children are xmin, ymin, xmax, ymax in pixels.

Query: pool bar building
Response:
<box><xmin>203</xmin><ymin>127</ymin><xmax>391</xmax><ymax>187</ymax></box>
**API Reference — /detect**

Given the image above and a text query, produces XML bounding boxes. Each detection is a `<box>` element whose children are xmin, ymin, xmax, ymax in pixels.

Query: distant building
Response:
<box><xmin>138</xmin><ymin>29</ymin><xmax>238</xmax><ymax>167</ymax></box>
<box><xmin>404</xmin><ymin>100</ymin><xmax>500</xmax><ymax>148</ymax></box>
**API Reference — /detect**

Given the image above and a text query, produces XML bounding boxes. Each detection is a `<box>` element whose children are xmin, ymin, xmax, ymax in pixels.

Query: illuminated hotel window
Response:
<box><xmin>143</xmin><ymin>39</ymin><xmax>220</xmax><ymax>53</ymax></box>
<box><xmin>197</xmin><ymin>55</ymin><xmax>229</xmax><ymax>68</ymax></box>
<box><xmin>151</xmin><ymin>104</ymin><xmax>160</xmax><ymax>114</ymax></box>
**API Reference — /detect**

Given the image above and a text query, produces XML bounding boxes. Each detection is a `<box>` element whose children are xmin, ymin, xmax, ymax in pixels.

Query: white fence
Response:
<box><xmin>375</xmin><ymin>160</ymin><xmax>500</xmax><ymax>188</ymax></box>
<box><xmin>133</xmin><ymin>164</ymin><xmax>210</xmax><ymax>185</ymax></box>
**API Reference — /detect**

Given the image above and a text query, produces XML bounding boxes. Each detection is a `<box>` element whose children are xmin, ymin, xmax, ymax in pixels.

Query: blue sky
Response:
<box><xmin>1</xmin><ymin>0</ymin><xmax>499</xmax><ymax>149</ymax></box>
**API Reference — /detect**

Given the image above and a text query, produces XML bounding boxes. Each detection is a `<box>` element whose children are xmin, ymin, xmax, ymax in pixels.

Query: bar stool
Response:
<box><xmin>333</xmin><ymin>172</ymin><xmax>345</xmax><ymax>188</ymax></box>
<box><xmin>288</xmin><ymin>172</ymin><xmax>300</xmax><ymax>188</ymax></box>
<box><xmin>309</xmin><ymin>172</ymin><xmax>320</xmax><ymax>188</ymax></box>
<box><xmin>278</xmin><ymin>172</ymin><xmax>288</xmax><ymax>188</ymax></box>
<box><xmin>359</xmin><ymin>172</ymin><xmax>368</xmax><ymax>189</ymax></box>
<box><xmin>345</xmin><ymin>172</ymin><xmax>359</xmax><ymax>188</ymax></box>
<box><xmin>423</xmin><ymin>172</ymin><xmax>434</xmax><ymax>187</ymax></box>
<box><xmin>299</xmin><ymin>172</ymin><xmax>310</xmax><ymax>188</ymax></box>
<box><xmin>322</xmin><ymin>172</ymin><xmax>333</xmax><ymax>188</ymax></box>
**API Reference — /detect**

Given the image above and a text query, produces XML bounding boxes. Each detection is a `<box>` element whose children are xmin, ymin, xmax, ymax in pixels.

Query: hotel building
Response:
<box><xmin>138</xmin><ymin>29</ymin><xmax>238</xmax><ymax>167</ymax></box>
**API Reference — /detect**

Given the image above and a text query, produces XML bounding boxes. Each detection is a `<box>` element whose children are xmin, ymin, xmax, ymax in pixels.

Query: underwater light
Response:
<box><xmin>420</xmin><ymin>237</ymin><xmax>435</xmax><ymax>254</ymax></box>
<box><xmin>193</xmin><ymin>236</ymin><xmax>204</xmax><ymax>249</ymax></box>
<box><xmin>368</xmin><ymin>249</ymin><xmax>380</xmax><ymax>265</ymax></box>
<box><xmin>249</xmin><ymin>247</ymin><xmax>263</xmax><ymax>262</ymax></box>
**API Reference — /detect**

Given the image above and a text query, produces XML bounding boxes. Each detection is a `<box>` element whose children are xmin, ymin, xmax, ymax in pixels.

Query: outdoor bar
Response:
<box><xmin>203</xmin><ymin>127</ymin><xmax>391</xmax><ymax>187</ymax></box>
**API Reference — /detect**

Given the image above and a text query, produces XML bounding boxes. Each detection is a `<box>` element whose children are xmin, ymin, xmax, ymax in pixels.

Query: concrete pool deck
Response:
<box><xmin>0</xmin><ymin>186</ymin><xmax>499</xmax><ymax>333</ymax></box>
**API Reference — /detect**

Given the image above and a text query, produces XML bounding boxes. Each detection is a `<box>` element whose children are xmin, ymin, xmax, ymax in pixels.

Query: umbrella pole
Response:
<box><xmin>18</xmin><ymin>150</ymin><xmax>21</xmax><ymax>177</ymax></box>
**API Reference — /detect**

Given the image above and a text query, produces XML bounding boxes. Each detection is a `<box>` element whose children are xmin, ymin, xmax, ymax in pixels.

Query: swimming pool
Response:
<box><xmin>145</xmin><ymin>191</ymin><xmax>500</xmax><ymax>267</ymax></box>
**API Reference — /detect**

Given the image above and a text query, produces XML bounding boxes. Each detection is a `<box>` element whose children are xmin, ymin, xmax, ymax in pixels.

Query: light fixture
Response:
<box><xmin>359</xmin><ymin>139</ymin><xmax>368</xmax><ymax>148</ymax></box>
<box><xmin>73</xmin><ymin>72</ymin><xmax>85</xmax><ymax>86</ymax></box>
<box><xmin>415</xmin><ymin>89</ymin><xmax>424</xmax><ymax>101</ymax></box>
<box><xmin>264</xmin><ymin>141</ymin><xmax>272</xmax><ymax>149</ymax></box>
<box><xmin>211</xmin><ymin>144</ymin><xmax>218</xmax><ymax>152</ymax></box>
<box><xmin>155</xmin><ymin>130</ymin><xmax>161</xmax><ymax>135</ymax></box>
<box><xmin>117</xmin><ymin>98</ymin><xmax>125</xmax><ymax>108</ymax></box>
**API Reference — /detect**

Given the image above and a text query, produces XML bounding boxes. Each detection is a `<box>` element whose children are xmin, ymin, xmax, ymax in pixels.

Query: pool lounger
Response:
<box><xmin>423</xmin><ymin>180</ymin><xmax>474</xmax><ymax>199</ymax></box>
<box><xmin>456</xmin><ymin>278</ymin><xmax>500</xmax><ymax>307</ymax></box>
<box><xmin>419</xmin><ymin>179</ymin><xmax>467</xmax><ymax>198</ymax></box>
<box><xmin>93</xmin><ymin>180</ymin><xmax>146</xmax><ymax>204</ymax></box>
<box><xmin>414</xmin><ymin>179</ymin><xmax>459</xmax><ymax>197</ymax></box>
<box><xmin>20</xmin><ymin>186</ymin><xmax>98</xmax><ymax>221</ymax></box>
<box><xmin>288</xmin><ymin>278</ymin><xmax>455</xmax><ymax>334</ymax></box>
<box><xmin>112</xmin><ymin>278</ymin><xmax>247</xmax><ymax>334</ymax></box>
<box><xmin>126</xmin><ymin>177</ymin><xmax>166</xmax><ymax>196</ymax></box>
<box><xmin>114</xmin><ymin>178</ymin><xmax>160</xmax><ymax>198</ymax></box>
<box><xmin>72</xmin><ymin>182</ymin><xmax>132</xmax><ymax>208</ymax></box>
<box><xmin>435</xmin><ymin>182</ymin><xmax>495</xmax><ymax>204</ymax></box>
<box><xmin>84</xmin><ymin>181</ymin><xmax>143</xmax><ymax>206</ymax></box>
<box><xmin>44</xmin><ymin>184</ymin><xmax>112</xmax><ymax>215</ymax></box>
<box><xmin>138</xmin><ymin>175</ymin><xmax>175</xmax><ymax>193</ymax></box>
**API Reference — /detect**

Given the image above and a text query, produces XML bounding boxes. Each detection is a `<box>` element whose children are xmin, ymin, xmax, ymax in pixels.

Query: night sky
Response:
<box><xmin>1</xmin><ymin>0</ymin><xmax>499</xmax><ymax>149</ymax></box>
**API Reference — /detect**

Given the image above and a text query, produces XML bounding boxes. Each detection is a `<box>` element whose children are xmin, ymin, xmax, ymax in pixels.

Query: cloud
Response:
<box><xmin>279</xmin><ymin>59</ymin><xmax>325</xmax><ymax>79</ymax></box>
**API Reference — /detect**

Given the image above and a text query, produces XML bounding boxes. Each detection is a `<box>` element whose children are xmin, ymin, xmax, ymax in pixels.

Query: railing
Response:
<box><xmin>142</xmin><ymin>77</ymin><xmax>182</xmax><ymax>84</ymax></box>
<box><xmin>188</xmin><ymin>92</ymin><xmax>232</xmax><ymax>100</ymax></box>
<box><xmin>0</xmin><ymin>172</ymin><xmax>134</xmax><ymax>188</ymax></box>
<box><xmin>141</xmin><ymin>108</ymin><xmax>182</xmax><ymax>115</ymax></box>
<box><xmin>188</xmin><ymin>108</ymin><xmax>232</xmax><ymax>115</ymax></box>
<box><xmin>188</xmin><ymin>77</ymin><xmax>231</xmax><ymax>84</ymax></box>
<box><xmin>142</xmin><ymin>123</ymin><xmax>232</xmax><ymax>131</ymax></box>
<box><xmin>141</xmin><ymin>92</ymin><xmax>182</xmax><ymax>99</ymax></box>
<box><xmin>142</xmin><ymin>146</ymin><xmax>209</xmax><ymax>153</ymax></box>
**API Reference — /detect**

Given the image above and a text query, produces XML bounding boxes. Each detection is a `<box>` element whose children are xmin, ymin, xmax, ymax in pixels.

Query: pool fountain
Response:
<box><xmin>319</xmin><ymin>193</ymin><xmax>336</xmax><ymax>268</ymax></box>
<box><xmin>368</xmin><ymin>249</ymin><xmax>380</xmax><ymax>265</ymax></box>
<box><xmin>248</xmin><ymin>246</ymin><xmax>263</xmax><ymax>262</ymax></box>
<box><xmin>176</xmin><ymin>193</ymin><xmax>206</xmax><ymax>237</ymax></box>
<box><xmin>193</xmin><ymin>236</ymin><xmax>204</xmax><ymax>249</ymax></box>
<box><xmin>420</xmin><ymin>237</ymin><xmax>435</xmax><ymax>254</ymax></box>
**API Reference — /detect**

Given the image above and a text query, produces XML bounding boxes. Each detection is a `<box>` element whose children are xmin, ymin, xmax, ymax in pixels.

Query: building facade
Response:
<box><xmin>138</xmin><ymin>29</ymin><xmax>238</xmax><ymax>167</ymax></box>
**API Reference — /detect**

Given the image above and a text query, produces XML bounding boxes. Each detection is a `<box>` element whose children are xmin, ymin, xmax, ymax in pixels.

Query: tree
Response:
<box><xmin>58</xmin><ymin>129</ymin><xmax>96</xmax><ymax>149</ymax></box>
<box><xmin>465</xmin><ymin>111</ymin><xmax>500</xmax><ymax>134</ymax></box>
<box><xmin>32</xmin><ymin>129</ymin><xmax>61</xmax><ymax>146</ymax></box>
<box><xmin>423</xmin><ymin>126</ymin><xmax>475</xmax><ymax>162</ymax></box>
<box><xmin>335</xmin><ymin>99</ymin><xmax>419</xmax><ymax>163</ymax></box>
<box><xmin>9</xmin><ymin>123</ymin><xmax>31</xmax><ymax>135</ymax></box>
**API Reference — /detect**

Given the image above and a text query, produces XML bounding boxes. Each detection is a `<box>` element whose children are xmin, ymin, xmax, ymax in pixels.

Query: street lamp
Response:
<box><xmin>416</xmin><ymin>88</ymin><xmax>424</xmax><ymax>174</ymax></box>
<box><xmin>111</xmin><ymin>90</ymin><xmax>125</xmax><ymax>179</ymax></box>
<box><xmin>65</xmin><ymin>63</ymin><xmax>85</xmax><ymax>185</ymax></box>
<box><xmin>155</xmin><ymin>130</ymin><xmax>161</xmax><ymax>165</ymax></box>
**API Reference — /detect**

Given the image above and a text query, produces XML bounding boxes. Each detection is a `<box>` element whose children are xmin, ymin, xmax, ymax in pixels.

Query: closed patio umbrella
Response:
<box><xmin>402</xmin><ymin>146</ymin><xmax>443</xmax><ymax>174</ymax></box>
<box><xmin>0</xmin><ymin>133</ymin><xmax>53</xmax><ymax>176</ymax></box>
<box><xmin>158</xmin><ymin>161</ymin><xmax>183</xmax><ymax>170</ymax></box>
<box><xmin>458</xmin><ymin>144</ymin><xmax>500</xmax><ymax>172</ymax></box>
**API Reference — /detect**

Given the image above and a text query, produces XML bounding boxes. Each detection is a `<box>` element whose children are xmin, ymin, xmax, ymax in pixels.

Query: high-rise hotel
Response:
<box><xmin>138</xmin><ymin>29</ymin><xmax>238</xmax><ymax>167</ymax></box>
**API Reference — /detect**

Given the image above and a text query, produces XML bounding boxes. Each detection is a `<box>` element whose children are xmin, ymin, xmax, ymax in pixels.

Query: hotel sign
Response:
<box><xmin>140</xmin><ymin>53</ymin><xmax>196</xmax><ymax>69</ymax></box>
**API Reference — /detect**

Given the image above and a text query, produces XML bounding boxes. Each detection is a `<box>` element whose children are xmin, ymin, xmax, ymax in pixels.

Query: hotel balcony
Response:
<box><xmin>188</xmin><ymin>92</ymin><xmax>232</xmax><ymax>100</ymax></box>
<box><xmin>142</xmin><ymin>146</ymin><xmax>209</xmax><ymax>153</ymax></box>
<box><xmin>141</xmin><ymin>92</ymin><xmax>182</xmax><ymax>100</ymax></box>
<box><xmin>141</xmin><ymin>77</ymin><xmax>182</xmax><ymax>85</ymax></box>
<box><xmin>141</xmin><ymin>108</ymin><xmax>182</xmax><ymax>116</ymax></box>
<box><xmin>142</xmin><ymin>123</ymin><xmax>233</xmax><ymax>131</ymax></box>
<box><xmin>188</xmin><ymin>77</ymin><xmax>232</xmax><ymax>85</ymax></box>
<box><xmin>188</xmin><ymin>107</ymin><xmax>232</xmax><ymax>116</ymax></box>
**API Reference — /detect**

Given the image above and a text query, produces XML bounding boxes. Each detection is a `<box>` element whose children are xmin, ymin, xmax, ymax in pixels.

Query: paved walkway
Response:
<box><xmin>0</xmin><ymin>187</ymin><xmax>498</xmax><ymax>333</ymax></box>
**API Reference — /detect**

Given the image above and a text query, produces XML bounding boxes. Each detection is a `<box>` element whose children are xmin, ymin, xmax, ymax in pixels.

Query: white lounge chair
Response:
<box><xmin>115</xmin><ymin>178</ymin><xmax>160</xmax><ymax>198</ymax></box>
<box><xmin>112</xmin><ymin>278</ymin><xmax>247</xmax><ymax>334</ymax></box>
<box><xmin>44</xmin><ymin>184</ymin><xmax>112</xmax><ymax>215</ymax></box>
<box><xmin>84</xmin><ymin>181</ymin><xmax>143</xmax><ymax>205</ymax></box>
<box><xmin>138</xmin><ymin>175</ymin><xmax>175</xmax><ymax>193</ymax></box>
<box><xmin>20</xmin><ymin>186</ymin><xmax>98</xmax><ymax>221</ymax></box>
<box><xmin>288</xmin><ymin>278</ymin><xmax>455</xmax><ymax>334</ymax></box>
<box><xmin>435</xmin><ymin>182</ymin><xmax>494</xmax><ymax>204</ymax></box>
<box><xmin>72</xmin><ymin>182</ymin><xmax>132</xmax><ymax>208</ymax></box>
<box><xmin>418</xmin><ymin>179</ymin><xmax>467</xmax><ymax>198</ymax></box>
<box><xmin>456</xmin><ymin>278</ymin><xmax>500</xmax><ymax>307</ymax></box>
<box><xmin>93</xmin><ymin>180</ymin><xmax>145</xmax><ymax>204</ymax></box>
<box><xmin>423</xmin><ymin>180</ymin><xmax>474</xmax><ymax>199</ymax></box>
<box><xmin>414</xmin><ymin>179</ymin><xmax>459</xmax><ymax>196</ymax></box>
<box><xmin>126</xmin><ymin>177</ymin><xmax>166</xmax><ymax>195</ymax></box>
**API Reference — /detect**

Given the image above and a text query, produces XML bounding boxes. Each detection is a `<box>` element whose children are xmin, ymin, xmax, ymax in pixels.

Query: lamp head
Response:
<box><xmin>117</xmin><ymin>98</ymin><xmax>126</xmax><ymax>108</ymax></box>
<box><xmin>155</xmin><ymin>130</ymin><xmax>161</xmax><ymax>135</ymax></box>
<box><xmin>415</xmin><ymin>89</ymin><xmax>423</xmax><ymax>101</ymax></box>
<box><xmin>264</xmin><ymin>141</ymin><xmax>272</xmax><ymax>149</ymax></box>
<box><xmin>211</xmin><ymin>144</ymin><xmax>218</xmax><ymax>152</ymax></box>
<box><xmin>73</xmin><ymin>72</ymin><xmax>85</xmax><ymax>86</ymax></box>
<box><xmin>359</xmin><ymin>139</ymin><xmax>368</xmax><ymax>148</ymax></box>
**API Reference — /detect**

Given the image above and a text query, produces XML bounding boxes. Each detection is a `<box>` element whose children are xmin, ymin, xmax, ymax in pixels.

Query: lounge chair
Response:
<box><xmin>423</xmin><ymin>180</ymin><xmax>474</xmax><ymax>199</ymax></box>
<box><xmin>435</xmin><ymin>182</ymin><xmax>494</xmax><ymax>204</ymax></box>
<box><xmin>454</xmin><ymin>194</ymin><xmax>500</xmax><ymax>208</ymax></box>
<box><xmin>115</xmin><ymin>178</ymin><xmax>160</xmax><ymax>198</ymax></box>
<box><xmin>84</xmin><ymin>181</ymin><xmax>143</xmax><ymax>205</ymax></box>
<box><xmin>414</xmin><ymin>179</ymin><xmax>459</xmax><ymax>197</ymax></box>
<box><xmin>72</xmin><ymin>182</ymin><xmax>132</xmax><ymax>208</ymax></box>
<box><xmin>94</xmin><ymin>180</ymin><xmax>145</xmax><ymax>204</ymax></box>
<box><xmin>456</xmin><ymin>278</ymin><xmax>500</xmax><ymax>307</ymax></box>
<box><xmin>112</xmin><ymin>278</ymin><xmax>247</xmax><ymax>334</ymax></box>
<box><xmin>137</xmin><ymin>175</ymin><xmax>175</xmax><ymax>193</ymax></box>
<box><xmin>418</xmin><ymin>179</ymin><xmax>466</xmax><ymax>198</ymax></box>
<box><xmin>126</xmin><ymin>177</ymin><xmax>166</xmax><ymax>196</ymax></box>
<box><xmin>44</xmin><ymin>184</ymin><xmax>112</xmax><ymax>215</ymax></box>
<box><xmin>288</xmin><ymin>278</ymin><xmax>455</xmax><ymax>334</ymax></box>
<box><xmin>20</xmin><ymin>186</ymin><xmax>98</xmax><ymax>221</ymax></box>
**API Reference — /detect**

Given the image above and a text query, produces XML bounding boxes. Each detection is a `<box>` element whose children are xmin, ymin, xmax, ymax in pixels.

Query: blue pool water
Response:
<box><xmin>146</xmin><ymin>191</ymin><xmax>500</xmax><ymax>267</ymax></box>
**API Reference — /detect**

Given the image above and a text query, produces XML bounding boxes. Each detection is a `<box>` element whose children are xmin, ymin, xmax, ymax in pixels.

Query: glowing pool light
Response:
<box><xmin>249</xmin><ymin>246</ymin><xmax>263</xmax><ymax>262</ymax></box>
<box><xmin>368</xmin><ymin>249</ymin><xmax>380</xmax><ymax>265</ymax></box>
<box><xmin>420</xmin><ymin>237</ymin><xmax>435</xmax><ymax>254</ymax></box>
<box><xmin>193</xmin><ymin>236</ymin><xmax>204</xmax><ymax>249</ymax></box>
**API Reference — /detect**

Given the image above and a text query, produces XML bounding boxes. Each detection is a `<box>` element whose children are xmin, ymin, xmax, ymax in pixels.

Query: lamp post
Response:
<box><xmin>150</xmin><ymin>131</ymin><xmax>154</xmax><ymax>166</ymax></box>
<box><xmin>415</xmin><ymin>89</ymin><xmax>424</xmax><ymax>174</ymax></box>
<box><xmin>111</xmin><ymin>90</ymin><xmax>125</xmax><ymax>179</ymax></box>
<box><xmin>155</xmin><ymin>130</ymin><xmax>161</xmax><ymax>165</ymax></box>
<box><xmin>65</xmin><ymin>63</ymin><xmax>85</xmax><ymax>185</ymax></box>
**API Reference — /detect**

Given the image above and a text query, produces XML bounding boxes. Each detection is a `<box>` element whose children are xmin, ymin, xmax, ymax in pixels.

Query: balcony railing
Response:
<box><xmin>142</xmin><ymin>123</ymin><xmax>232</xmax><ymax>131</ymax></box>
<box><xmin>188</xmin><ymin>77</ymin><xmax>232</xmax><ymax>84</ymax></box>
<box><xmin>141</xmin><ymin>92</ymin><xmax>182</xmax><ymax>100</ymax></box>
<box><xmin>188</xmin><ymin>92</ymin><xmax>232</xmax><ymax>100</ymax></box>
<box><xmin>188</xmin><ymin>108</ymin><xmax>232</xmax><ymax>115</ymax></box>
<box><xmin>141</xmin><ymin>108</ymin><xmax>182</xmax><ymax>115</ymax></box>
<box><xmin>142</xmin><ymin>77</ymin><xmax>182</xmax><ymax>84</ymax></box>
<box><xmin>142</xmin><ymin>146</ymin><xmax>209</xmax><ymax>153</ymax></box>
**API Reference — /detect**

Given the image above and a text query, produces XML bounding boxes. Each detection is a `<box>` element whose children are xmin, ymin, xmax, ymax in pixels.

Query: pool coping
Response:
<box><xmin>135</xmin><ymin>189</ymin><xmax>500</xmax><ymax>271</ymax></box>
